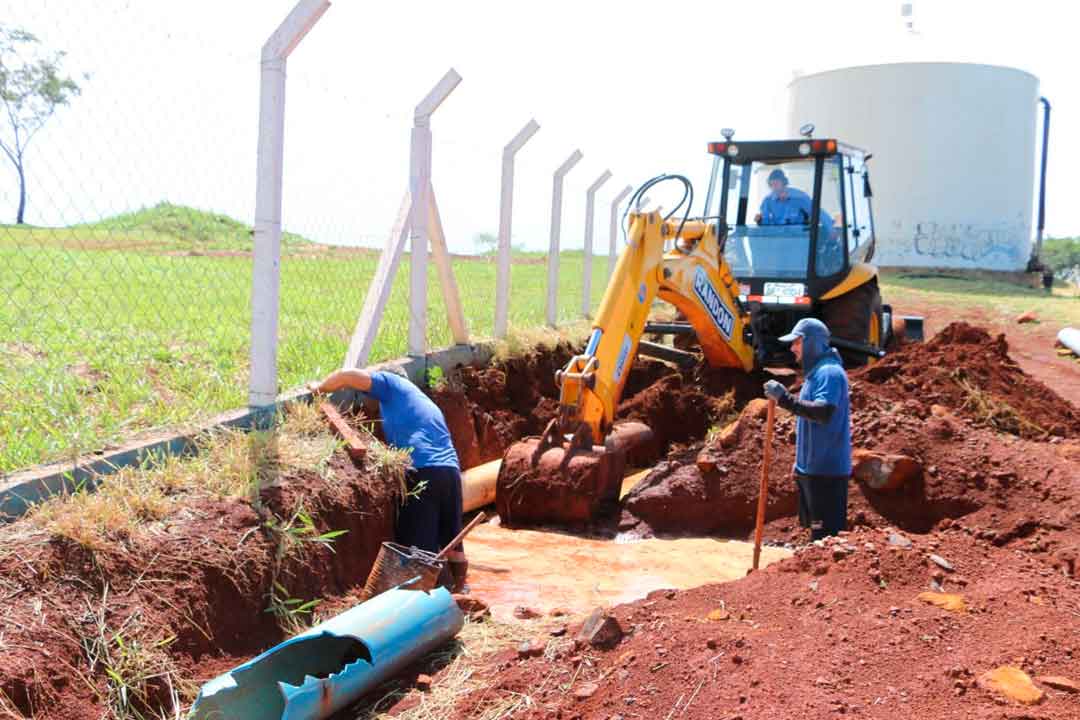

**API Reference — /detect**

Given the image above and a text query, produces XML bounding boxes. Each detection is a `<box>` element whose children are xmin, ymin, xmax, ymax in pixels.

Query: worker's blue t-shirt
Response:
<box><xmin>367</xmin><ymin>371</ymin><xmax>460</xmax><ymax>470</ymax></box>
<box><xmin>759</xmin><ymin>187</ymin><xmax>814</xmax><ymax>225</ymax></box>
<box><xmin>794</xmin><ymin>352</ymin><xmax>852</xmax><ymax>477</ymax></box>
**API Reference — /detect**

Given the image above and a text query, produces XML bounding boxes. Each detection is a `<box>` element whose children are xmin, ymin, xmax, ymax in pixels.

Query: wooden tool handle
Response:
<box><xmin>752</xmin><ymin>398</ymin><xmax>776</xmax><ymax>571</ymax></box>
<box><xmin>436</xmin><ymin>511</ymin><xmax>486</xmax><ymax>560</ymax></box>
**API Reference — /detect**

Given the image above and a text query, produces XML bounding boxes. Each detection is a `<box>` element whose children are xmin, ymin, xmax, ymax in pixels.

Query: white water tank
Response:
<box><xmin>788</xmin><ymin>63</ymin><xmax>1040</xmax><ymax>271</ymax></box>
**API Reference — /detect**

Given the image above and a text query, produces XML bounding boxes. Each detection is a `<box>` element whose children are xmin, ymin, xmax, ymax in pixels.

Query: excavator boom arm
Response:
<box><xmin>556</xmin><ymin>212</ymin><xmax>754</xmax><ymax>445</ymax></box>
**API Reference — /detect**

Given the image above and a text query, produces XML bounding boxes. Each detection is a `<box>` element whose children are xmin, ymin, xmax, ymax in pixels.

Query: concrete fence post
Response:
<box><xmin>545</xmin><ymin>150</ymin><xmax>583</xmax><ymax>327</ymax></box>
<box><xmin>608</xmin><ymin>184</ymin><xmax>633</xmax><ymax>278</ymax></box>
<box><xmin>494</xmin><ymin>119</ymin><xmax>540</xmax><ymax>338</ymax></box>
<box><xmin>345</xmin><ymin>69</ymin><xmax>464</xmax><ymax>369</ymax></box>
<box><xmin>249</xmin><ymin>0</ymin><xmax>330</xmax><ymax>407</ymax></box>
<box><xmin>407</xmin><ymin>69</ymin><xmax>461</xmax><ymax>357</ymax></box>
<box><xmin>581</xmin><ymin>169</ymin><xmax>612</xmax><ymax>317</ymax></box>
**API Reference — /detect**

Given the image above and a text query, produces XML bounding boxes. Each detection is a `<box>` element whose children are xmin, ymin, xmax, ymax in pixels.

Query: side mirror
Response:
<box><xmin>863</xmin><ymin>173</ymin><xmax>873</xmax><ymax>198</ymax></box>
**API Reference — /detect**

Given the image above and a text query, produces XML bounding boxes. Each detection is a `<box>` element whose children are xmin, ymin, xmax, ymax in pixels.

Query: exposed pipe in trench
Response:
<box><xmin>190</xmin><ymin>585</ymin><xmax>463</xmax><ymax>720</ymax></box>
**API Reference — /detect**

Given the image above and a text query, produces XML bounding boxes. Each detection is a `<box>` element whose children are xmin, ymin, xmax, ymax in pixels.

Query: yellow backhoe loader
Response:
<box><xmin>495</xmin><ymin>130</ymin><xmax>922</xmax><ymax>526</ymax></box>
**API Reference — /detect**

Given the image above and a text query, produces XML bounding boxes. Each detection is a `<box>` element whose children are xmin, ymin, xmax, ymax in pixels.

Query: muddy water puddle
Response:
<box><xmin>464</xmin><ymin>522</ymin><xmax>792</xmax><ymax>621</ymax></box>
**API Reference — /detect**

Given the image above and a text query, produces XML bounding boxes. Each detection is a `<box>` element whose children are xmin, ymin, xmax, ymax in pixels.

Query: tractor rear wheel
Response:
<box><xmin>820</xmin><ymin>278</ymin><xmax>883</xmax><ymax>368</ymax></box>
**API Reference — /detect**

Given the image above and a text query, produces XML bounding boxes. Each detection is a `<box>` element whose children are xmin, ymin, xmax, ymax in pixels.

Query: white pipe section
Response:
<box><xmin>249</xmin><ymin>0</ymin><xmax>330</xmax><ymax>407</ymax></box>
<box><xmin>494</xmin><ymin>119</ymin><xmax>540</xmax><ymax>338</ymax></box>
<box><xmin>1059</xmin><ymin>327</ymin><xmax>1080</xmax><ymax>357</ymax></box>
<box><xmin>546</xmin><ymin>149</ymin><xmax>583</xmax><ymax>327</ymax></box>
<box><xmin>582</xmin><ymin>170</ymin><xmax>612</xmax><ymax>317</ymax></box>
<box><xmin>607</xmin><ymin>184</ymin><xmax>633</xmax><ymax>278</ymax></box>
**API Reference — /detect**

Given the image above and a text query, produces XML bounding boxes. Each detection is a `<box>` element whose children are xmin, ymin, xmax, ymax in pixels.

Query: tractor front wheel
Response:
<box><xmin>820</xmin><ymin>278</ymin><xmax>883</xmax><ymax>368</ymax></box>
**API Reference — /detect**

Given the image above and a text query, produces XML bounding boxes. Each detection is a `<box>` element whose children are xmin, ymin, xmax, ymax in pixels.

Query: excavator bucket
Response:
<box><xmin>495</xmin><ymin>422</ymin><xmax>656</xmax><ymax>528</ymax></box>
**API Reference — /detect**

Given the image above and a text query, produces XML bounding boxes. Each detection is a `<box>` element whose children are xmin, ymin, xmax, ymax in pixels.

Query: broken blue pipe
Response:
<box><xmin>189</xmin><ymin>584</ymin><xmax>464</xmax><ymax>719</ymax></box>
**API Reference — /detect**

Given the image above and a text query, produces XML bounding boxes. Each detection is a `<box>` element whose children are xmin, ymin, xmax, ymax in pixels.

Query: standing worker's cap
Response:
<box><xmin>778</xmin><ymin>317</ymin><xmax>830</xmax><ymax>343</ymax></box>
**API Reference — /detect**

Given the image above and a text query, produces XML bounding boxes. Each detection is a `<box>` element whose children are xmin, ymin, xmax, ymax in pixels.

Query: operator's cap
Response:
<box><xmin>778</xmin><ymin>317</ymin><xmax>830</xmax><ymax>343</ymax></box>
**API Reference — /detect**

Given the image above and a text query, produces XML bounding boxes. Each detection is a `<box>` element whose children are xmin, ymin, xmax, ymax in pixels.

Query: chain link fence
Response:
<box><xmin>0</xmin><ymin>3</ymin><xmax>621</xmax><ymax>474</ymax></box>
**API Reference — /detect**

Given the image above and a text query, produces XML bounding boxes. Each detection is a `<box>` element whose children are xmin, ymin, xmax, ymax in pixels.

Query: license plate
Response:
<box><xmin>763</xmin><ymin>282</ymin><xmax>805</xmax><ymax>298</ymax></box>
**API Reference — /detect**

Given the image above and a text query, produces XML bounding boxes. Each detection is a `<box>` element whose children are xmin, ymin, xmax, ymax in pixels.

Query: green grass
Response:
<box><xmin>0</xmin><ymin>204</ymin><xmax>607</xmax><ymax>473</ymax></box>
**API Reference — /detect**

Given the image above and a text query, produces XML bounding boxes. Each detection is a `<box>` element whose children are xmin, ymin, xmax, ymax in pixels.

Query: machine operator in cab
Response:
<box><xmin>754</xmin><ymin>168</ymin><xmax>815</xmax><ymax>225</ymax></box>
<box><xmin>312</xmin><ymin>366</ymin><xmax>468</xmax><ymax>592</ymax></box>
<box><xmin>754</xmin><ymin>167</ymin><xmax>841</xmax><ymax>275</ymax></box>
<box><xmin>763</xmin><ymin>318</ymin><xmax>852</xmax><ymax>541</ymax></box>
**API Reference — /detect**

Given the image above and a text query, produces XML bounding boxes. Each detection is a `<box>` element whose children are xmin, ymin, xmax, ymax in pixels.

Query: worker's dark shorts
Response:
<box><xmin>396</xmin><ymin>465</ymin><xmax>464</xmax><ymax>556</ymax></box>
<box><xmin>794</xmin><ymin>473</ymin><xmax>849</xmax><ymax>541</ymax></box>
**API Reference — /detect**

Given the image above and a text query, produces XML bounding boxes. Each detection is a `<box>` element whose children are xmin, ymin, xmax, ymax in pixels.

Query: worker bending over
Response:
<box><xmin>763</xmin><ymin>318</ymin><xmax>851</xmax><ymax>541</ymax></box>
<box><xmin>312</xmin><ymin>367</ymin><xmax>467</xmax><ymax>592</ymax></box>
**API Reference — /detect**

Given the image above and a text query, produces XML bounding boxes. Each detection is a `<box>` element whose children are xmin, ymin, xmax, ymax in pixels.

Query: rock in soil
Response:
<box><xmin>453</xmin><ymin>593</ymin><xmax>490</xmax><ymax>620</ymax></box>
<box><xmin>576</xmin><ymin>607</ymin><xmax>624</xmax><ymax>650</ymax></box>
<box><xmin>517</xmin><ymin>639</ymin><xmax>546</xmax><ymax>659</ymax></box>
<box><xmin>1037</xmin><ymin>675</ymin><xmax>1080</xmax><ymax>693</ymax></box>
<box><xmin>978</xmin><ymin>666</ymin><xmax>1044</xmax><ymax>705</ymax></box>
<box><xmin>513</xmin><ymin>605</ymin><xmax>542</xmax><ymax>620</ymax></box>
<box><xmin>888</xmin><ymin>532</ymin><xmax>914</xmax><ymax>548</ymax></box>
<box><xmin>852</xmin><ymin>449</ymin><xmax>922</xmax><ymax>491</ymax></box>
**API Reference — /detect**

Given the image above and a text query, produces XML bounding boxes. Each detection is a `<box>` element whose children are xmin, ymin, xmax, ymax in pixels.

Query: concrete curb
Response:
<box><xmin>0</xmin><ymin>343</ymin><xmax>494</xmax><ymax>522</ymax></box>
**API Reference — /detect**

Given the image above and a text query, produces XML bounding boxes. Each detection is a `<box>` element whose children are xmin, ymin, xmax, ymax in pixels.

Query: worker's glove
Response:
<box><xmin>763</xmin><ymin>380</ymin><xmax>786</xmax><ymax>401</ymax></box>
<box><xmin>449</xmin><ymin>559</ymin><xmax>468</xmax><ymax>594</ymax></box>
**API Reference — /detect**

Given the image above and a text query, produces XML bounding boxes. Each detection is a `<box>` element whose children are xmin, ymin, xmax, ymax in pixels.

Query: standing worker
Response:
<box><xmin>311</xmin><ymin>366</ymin><xmax>468</xmax><ymax>592</ymax></box>
<box><xmin>763</xmin><ymin>318</ymin><xmax>852</xmax><ymax>541</ymax></box>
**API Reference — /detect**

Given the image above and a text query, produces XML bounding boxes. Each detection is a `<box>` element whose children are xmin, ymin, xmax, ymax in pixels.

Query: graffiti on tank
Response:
<box><xmin>910</xmin><ymin>221</ymin><xmax>1025</xmax><ymax>264</ymax></box>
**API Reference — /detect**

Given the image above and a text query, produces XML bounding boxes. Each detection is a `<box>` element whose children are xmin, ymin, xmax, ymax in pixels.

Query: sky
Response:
<box><xmin>1</xmin><ymin>0</ymin><xmax>1075</xmax><ymax>254</ymax></box>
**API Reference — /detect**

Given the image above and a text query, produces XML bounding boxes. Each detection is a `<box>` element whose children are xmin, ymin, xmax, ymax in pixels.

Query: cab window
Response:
<box><xmin>816</xmin><ymin>156</ymin><xmax>845</xmax><ymax>277</ymax></box>
<box><xmin>723</xmin><ymin>160</ymin><xmax>815</xmax><ymax>280</ymax></box>
<box><xmin>843</xmin><ymin>155</ymin><xmax>872</xmax><ymax>256</ymax></box>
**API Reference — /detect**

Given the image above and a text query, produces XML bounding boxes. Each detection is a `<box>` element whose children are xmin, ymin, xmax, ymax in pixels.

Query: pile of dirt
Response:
<box><xmin>857</xmin><ymin>321</ymin><xmax>1080</xmax><ymax>439</ymax></box>
<box><xmin>0</xmin><ymin>443</ymin><xmax>399</xmax><ymax>720</ymax></box>
<box><xmin>615</xmin><ymin>366</ymin><xmax>763</xmax><ymax>451</ymax></box>
<box><xmin>433</xmin><ymin>348</ymin><xmax>756</xmax><ymax>475</ymax></box>
<box><xmin>441</xmin><ymin>347</ymin><xmax>765</xmax><ymax>531</ymax></box>
<box><xmin>623</xmin><ymin>399</ymin><xmax>799</xmax><ymax>536</ymax></box>
<box><xmin>622</xmin><ymin>322</ymin><xmax>1080</xmax><ymax>538</ymax></box>
<box><xmin>457</xmin><ymin>522</ymin><xmax>1080</xmax><ymax>719</ymax></box>
<box><xmin>431</xmin><ymin>342</ymin><xmax>579</xmax><ymax>470</ymax></box>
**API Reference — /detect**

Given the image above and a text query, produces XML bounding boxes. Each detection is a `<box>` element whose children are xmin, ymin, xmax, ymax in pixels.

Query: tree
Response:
<box><xmin>1042</xmin><ymin>237</ymin><xmax>1080</xmax><ymax>280</ymax></box>
<box><xmin>0</xmin><ymin>26</ymin><xmax>82</xmax><ymax>224</ymax></box>
<box><xmin>473</xmin><ymin>231</ymin><xmax>497</xmax><ymax>257</ymax></box>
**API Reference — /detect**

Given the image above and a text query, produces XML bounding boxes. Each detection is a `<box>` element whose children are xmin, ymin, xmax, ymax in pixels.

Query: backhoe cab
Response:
<box><xmin>704</xmin><ymin>129</ymin><xmax>888</xmax><ymax>367</ymax></box>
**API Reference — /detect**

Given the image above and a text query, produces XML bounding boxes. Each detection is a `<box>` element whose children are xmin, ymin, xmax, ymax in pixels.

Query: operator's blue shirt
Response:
<box><xmin>794</xmin><ymin>350</ymin><xmax>851</xmax><ymax>477</ymax></box>
<box><xmin>759</xmin><ymin>187</ymin><xmax>814</xmax><ymax>225</ymax></box>
<box><xmin>367</xmin><ymin>371</ymin><xmax>460</xmax><ymax>470</ymax></box>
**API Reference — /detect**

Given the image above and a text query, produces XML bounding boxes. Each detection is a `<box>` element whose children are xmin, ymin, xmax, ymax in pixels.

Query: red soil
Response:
<box><xmin>0</xmin><ymin>343</ymin><xmax>687</xmax><ymax>719</ymax></box>
<box><xmin>459</xmin><ymin>522</ymin><xmax>1080</xmax><ymax>719</ymax></box>
<box><xmin>5</xmin><ymin>324</ymin><xmax>1080</xmax><ymax>719</ymax></box>
<box><xmin>0</xmin><ymin>449</ymin><xmax>398</xmax><ymax>719</ymax></box>
<box><xmin>858</xmin><ymin>322</ymin><xmax>1080</xmax><ymax>439</ymax></box>
<box><xmin>446</xmin><ymin>323</ymin><xmax>1080</xmax><ymax>719</ymax></box>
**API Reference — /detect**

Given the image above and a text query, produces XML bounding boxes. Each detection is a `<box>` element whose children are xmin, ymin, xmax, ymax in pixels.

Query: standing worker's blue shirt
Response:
<box><xmin>759</xmin><ymin>187</ymin><xmax>814</xmax><ymax>225</ymax></box>
<box><xmin>367</xmin><ymin>371</ymin><xmax>460</xmax><ymax>470</ymax></box>
<box><xmin>794</xmin><ymin>352</ymin><xmax>851</xmax><ymax>477</ymax></box>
